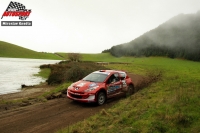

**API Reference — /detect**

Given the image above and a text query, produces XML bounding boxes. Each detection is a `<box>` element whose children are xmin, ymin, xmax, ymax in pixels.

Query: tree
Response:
<box><xmin>67</xmin><ymin>53</ymin><xmax>82</xmax><ymax>62</ymax></box>
<box><xmin>102</xmin><ymin>49</ymin><xmax>110</xmax><ymax>53</ymax></box>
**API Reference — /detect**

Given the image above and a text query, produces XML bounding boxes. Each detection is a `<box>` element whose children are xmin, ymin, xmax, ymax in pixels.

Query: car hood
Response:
<box><xmin>72</xmin><ymin>80</ymin><xmax>103</xmax><ymax>92</ymax></box>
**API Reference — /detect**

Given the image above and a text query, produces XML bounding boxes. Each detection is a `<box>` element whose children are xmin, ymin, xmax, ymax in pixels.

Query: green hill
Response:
<box><xmin>108</xmin><ymin>11</ymin><xmax>200</xmax><ymax>61</ymax></box>
<box><xmin>0</xmin><ymin>41</ymin><xmax>63</xmax><ymax>60</ymax></box>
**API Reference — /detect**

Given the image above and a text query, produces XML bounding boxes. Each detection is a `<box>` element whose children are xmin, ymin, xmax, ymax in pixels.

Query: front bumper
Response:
<box><xmin>67</xmin><ymin>91</ymin><xmax>96</xmax><ymax>103</ymax></box>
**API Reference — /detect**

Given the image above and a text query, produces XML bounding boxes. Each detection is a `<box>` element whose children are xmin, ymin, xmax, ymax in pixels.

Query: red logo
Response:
<box><xmin>1</xmin><ymin>1</ymin><xmax>31</xmax><ymax>20</ymax></box>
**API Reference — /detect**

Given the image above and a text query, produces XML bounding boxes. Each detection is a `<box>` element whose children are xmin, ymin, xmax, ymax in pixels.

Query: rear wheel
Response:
<box><xmin>97</xmin><ymin>92</ymin><xmax>106</xmax><ymax>105</ymax></box>
<box><xmin>126</xmin><ymin>85</ymin><xmax>134</xmax><ymax>97</ymax></box>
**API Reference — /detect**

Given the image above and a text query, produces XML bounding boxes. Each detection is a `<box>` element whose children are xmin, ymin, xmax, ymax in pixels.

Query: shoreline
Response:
<box><xmin>0</xmin><ymin>83</ymin><xmax>57</xmax><ymax>111</ymax></box>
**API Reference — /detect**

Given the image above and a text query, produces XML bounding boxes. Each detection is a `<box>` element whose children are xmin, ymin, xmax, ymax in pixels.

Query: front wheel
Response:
<box><xmin>97</xmin><ymin>92</ymin><xmax>106</xmax><ymax>105</ymax></box>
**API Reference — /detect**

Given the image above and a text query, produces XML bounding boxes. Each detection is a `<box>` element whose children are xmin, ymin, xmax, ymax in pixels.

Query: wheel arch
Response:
<box><xmin>96</xmin><ymin>88</ymin><xmax>107</xmax><ymax>99</ymax></box>
<box><xmin>128</xmin><ymin>83</ymin><xmax>134</xmax><ymax>88</ymax></box>
<box><xmin>96</xmin><ymin>88</ymin><xmax>107</xmax><ymax>105</ymax></box>
<box><xmin>128</xmin><ymin>83</ymin><xmax>136</xmax><ymax>93</ymax></box>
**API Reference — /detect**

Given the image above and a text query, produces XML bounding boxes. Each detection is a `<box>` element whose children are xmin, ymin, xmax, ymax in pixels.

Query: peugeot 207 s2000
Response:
<box><xmin>67</xmin><ymin>70</ymin><xmax>134</xmax><ymax>105</ymax></box>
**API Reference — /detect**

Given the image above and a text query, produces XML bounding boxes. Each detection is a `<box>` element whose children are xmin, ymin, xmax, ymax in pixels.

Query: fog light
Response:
<box><xmin>87</xmin><ymin>95</ymin><xmax>95</xmax><ymax>100</ymax></box>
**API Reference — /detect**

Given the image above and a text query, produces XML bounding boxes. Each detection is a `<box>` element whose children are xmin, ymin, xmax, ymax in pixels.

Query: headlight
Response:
<box><xmin>68</xmin><ymin>83</ymin><xmax>74</xmax><ymax>89</ymax></box>
<box><xmin>84</xmin><ymin>86</ymin><xmax>99</xmax><ymax>92</ymax></box>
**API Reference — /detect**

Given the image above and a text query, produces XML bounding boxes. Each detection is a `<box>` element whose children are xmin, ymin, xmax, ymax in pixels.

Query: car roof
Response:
<box><xmin>93</xmin><ymin>70</ymin><xmax>126</xmax><ymax>75</ymax></box>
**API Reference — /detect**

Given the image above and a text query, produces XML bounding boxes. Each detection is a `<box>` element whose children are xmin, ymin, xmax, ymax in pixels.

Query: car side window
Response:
<box><xmin>107</xmin><ymin>73</ymin><xmax>120</xmax><ymax>84</ymax></box>
<box><xmin>119</xmin><ymin>72</ymin><xmax>126</xmax><ymax>80</ymax></box>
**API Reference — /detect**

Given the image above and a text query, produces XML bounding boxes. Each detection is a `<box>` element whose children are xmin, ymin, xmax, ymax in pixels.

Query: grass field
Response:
<box><xmin>58</xmin><ymin>57</ymin><xmax>200</xmax><ymax>133</ymax></box>
<box><xmin>56</xmin><ymin>52</ymin><xmax>134</xmax><ymax>62</ymax></box>
<box><xmin>34</xmin><ymin>68</ymin><xmax>51</xmax><ymax>79</ymax></box>
<box><xmin>0</xmin><ymin>41</ymin><xmax>62</xmax><ymax>60</ymax></box>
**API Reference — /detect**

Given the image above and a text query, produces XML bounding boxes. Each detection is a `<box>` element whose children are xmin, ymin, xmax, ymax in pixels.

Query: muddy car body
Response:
<box><xmin>67</xmin><ymin>70</ymin><xmax>134</xmax><ymax>105</ymax></box>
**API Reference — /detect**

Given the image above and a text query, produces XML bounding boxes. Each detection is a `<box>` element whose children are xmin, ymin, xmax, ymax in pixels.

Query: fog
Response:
<box><xmin>110</xmin><ymin>11</ymin><xmax>200</xmax><ymax>61</ymax></box>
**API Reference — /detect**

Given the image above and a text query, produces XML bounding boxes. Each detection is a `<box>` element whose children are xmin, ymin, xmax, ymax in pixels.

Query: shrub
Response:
<box><xmin>67</xmin><ymin>53</ymin><xmax>82</xmax><ymax>62</ymax></box>
<box><xmin>47</xmin><ymin>62</ymin><xmax>108</xmax><ymax>85</ymax></box>
<box><xmin>66</xmin><ymin>65</ymin><xmax>85</xmax><ymax>82</ymax></box>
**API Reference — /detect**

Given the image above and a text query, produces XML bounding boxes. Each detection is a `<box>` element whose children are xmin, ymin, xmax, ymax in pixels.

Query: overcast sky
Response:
<box><xmin>0</xmin><ymin>0</ymin><xmax>200</xmax><ymax>53</ymax></box>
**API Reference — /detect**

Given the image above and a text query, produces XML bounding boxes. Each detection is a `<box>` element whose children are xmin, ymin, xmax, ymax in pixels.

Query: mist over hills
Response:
<box><xmin>106</xmin><ymin>11</ymin><xmax>200</xmax><ymax>61</ymax></box>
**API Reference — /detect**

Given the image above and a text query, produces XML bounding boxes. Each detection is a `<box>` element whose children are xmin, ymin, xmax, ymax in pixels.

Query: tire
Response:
<box><xmin>97</xmin><ymin>92</ymin><xmax>106</xmax><ymax>105</ymax></box>
<box><xmin>126</xmin><ymin>85</ymin><xmax>134</xmax><ymax>97</ymax></box>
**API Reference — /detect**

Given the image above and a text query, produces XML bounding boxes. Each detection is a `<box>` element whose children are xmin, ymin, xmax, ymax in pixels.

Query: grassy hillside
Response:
<box><xmin>109</xmin><ymin>11</ymin><xmax>200</xmax><ymax>61</ymax></box>
<box><xmin>58</xmin><ymin>57</ymin><xmax>200</xmax><ymax>133</ymax></box>
<box><xmin>0</xmin><ymin>41</ymin><xmax>63</xmax><ymax>60</ymax></box>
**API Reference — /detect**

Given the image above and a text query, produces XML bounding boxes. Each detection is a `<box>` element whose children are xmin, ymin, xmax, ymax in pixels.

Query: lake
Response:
<box><xmin>0</xmin><ymin>57</ymin><xmax>60</xmax><ymax>95</ymax></box>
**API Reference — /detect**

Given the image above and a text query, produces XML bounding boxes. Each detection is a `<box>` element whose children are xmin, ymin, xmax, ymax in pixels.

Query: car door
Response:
<box><xmin>106</xmin><ymin>73</ymin><xmax>122</xmax><ymax>97</ymax></box>
<box><xmin>119</xmin><ymin>72</ymin><xmax>128</xmax><ymax>92</ymax></box>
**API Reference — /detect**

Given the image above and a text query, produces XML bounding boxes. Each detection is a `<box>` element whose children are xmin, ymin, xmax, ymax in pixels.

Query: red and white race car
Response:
<box><xmin>67</xmin><ymin>70</ymin><xmax>134</xmax><ymax>105</ymax></box>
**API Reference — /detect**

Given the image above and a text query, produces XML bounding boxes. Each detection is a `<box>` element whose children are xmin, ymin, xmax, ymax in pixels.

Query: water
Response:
<box><xmin>0</xmin><ymin>57</ymin><xmax>60</xmax><ymax>95</ymax></box>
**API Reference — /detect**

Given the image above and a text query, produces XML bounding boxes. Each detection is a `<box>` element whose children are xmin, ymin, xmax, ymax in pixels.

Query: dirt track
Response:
<box><xmin>0</xmin><ymin>74</ymin><xmax>144</xmax><ymax>133</ymax></box>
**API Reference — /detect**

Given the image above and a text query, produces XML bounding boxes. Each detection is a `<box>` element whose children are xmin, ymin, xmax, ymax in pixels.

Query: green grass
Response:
<box><xmin>57</xmin><ymin>57</ymin><xmax>200</xmax><ymax>133</ymax></box>
<box><xmin>56</xmin><ymin>52</ymin><xmax>134</xmax><ymax>62</ymax></box>
<box><xmin>34</xmin><ymin>68</ymin><xmax>51</xmax><ymax>79</ymax></box>
<box><xmin>0</xmin><ymin>41</ymin><xmax>63</xmax><ymax>60</ymax></box>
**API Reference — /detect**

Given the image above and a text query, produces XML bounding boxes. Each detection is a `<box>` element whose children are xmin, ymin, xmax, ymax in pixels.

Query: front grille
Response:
<box><xmin>70</xmin><ymin>90</ymin><xmax>84</xmax><ymax>94</ymax></box>
<box><xmin>70</xmin><ymin>94</ymin><xmax>82</xmax><ymax>99</ymax></box>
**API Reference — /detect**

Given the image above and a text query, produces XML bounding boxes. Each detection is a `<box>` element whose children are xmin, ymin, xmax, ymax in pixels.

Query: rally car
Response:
<box><xmin>67</xmin><ymin>70</ymin><xmax>134</xmax><ymax>105</ymax></box>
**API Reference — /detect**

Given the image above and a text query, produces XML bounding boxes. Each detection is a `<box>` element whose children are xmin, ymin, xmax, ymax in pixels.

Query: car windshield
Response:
<box><xmin>82</xmin><ymin>73</ymin><xmax>108</xmax><ymax>82</ymax></box>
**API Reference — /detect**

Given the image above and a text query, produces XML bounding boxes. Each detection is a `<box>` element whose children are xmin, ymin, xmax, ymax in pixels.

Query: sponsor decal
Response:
<box><xmin>89</xmin><ymin>83</ymin><xmax>97</xmax><ymax>87</ymax></box>
<box><xmin>107</xmin><ymin>85</ymin><xmax>120</xmax><ymax>93</ymax></box>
